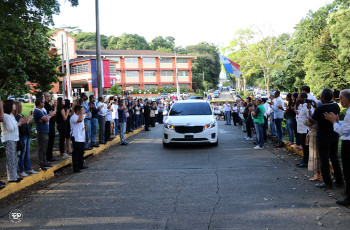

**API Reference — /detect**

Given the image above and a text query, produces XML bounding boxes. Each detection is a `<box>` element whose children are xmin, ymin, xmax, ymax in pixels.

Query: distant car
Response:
<box><xmin>229</xmin><ymin>89</ymin><xmax>236</xmax><ymax>94</ymax></box>
<box><xmin>261</xmin><ymin>93</ymin><xmax>268</xmax><ymax>99</ymax></box>
<box><xmin>17</xmin><ymin>95</ymin><xmax>30</xmax><ymax>103</ymax></box>
<box><xmin>162</xmin><ymin>100</ymin><xmax>218</xmax><ymax>147</ymax></box>
<box><xmin>213</xmin><ymin>92</ymin><xmax>219</xmax><ymax>98</ymax></box>
<box><xmin>188</xmin><ymin>96</ymin><xmax>203</xmax><ymax>100</ymax></box>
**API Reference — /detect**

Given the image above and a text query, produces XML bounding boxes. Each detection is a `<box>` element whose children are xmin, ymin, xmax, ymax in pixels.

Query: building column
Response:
<box><xmin>156</xmin><ymin>57</ymin><xmax>161</xmax><ymax>88</ymax></box>
<box><xmin>87</xmin><ymin>81</ymin><xmax>93</xmax><ymax>92</ymax></box>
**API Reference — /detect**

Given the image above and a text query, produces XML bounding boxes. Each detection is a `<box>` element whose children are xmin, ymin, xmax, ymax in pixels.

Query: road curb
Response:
<box><xmin>0</xmin><ymin>127</ymin><xmax>144</xmax><ymax>200</ymax></box>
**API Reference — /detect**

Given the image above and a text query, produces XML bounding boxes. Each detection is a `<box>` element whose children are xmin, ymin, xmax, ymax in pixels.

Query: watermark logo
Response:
<box><xmin>9</xmin><ymin>209</ymin><xmax>23</xmax><ymax>223</ymax></box>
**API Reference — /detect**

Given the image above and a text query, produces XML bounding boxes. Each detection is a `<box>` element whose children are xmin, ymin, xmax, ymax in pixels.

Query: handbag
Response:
<box><xmin>17</xmin><ymin>137</ymin><xmax>25</xmax><ymax>151</ymax></box>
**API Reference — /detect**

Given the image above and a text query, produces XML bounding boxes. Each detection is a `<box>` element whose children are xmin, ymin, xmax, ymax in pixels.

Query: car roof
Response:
<box><xmin>174</xmin><ymin>99</ymin><xmax>208</xmax><ymax>104</ymax></box>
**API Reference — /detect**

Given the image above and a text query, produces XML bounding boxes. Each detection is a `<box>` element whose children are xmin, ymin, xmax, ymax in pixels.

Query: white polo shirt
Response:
<box><xmin>112</xmin><ymin>104</ymin><xmax>119</xmax><ymax>120</ymax></box>
<box><xmin>70</xmin><ymin>113</ymin><xmax>85</xmax><ymax>143</ymax></box>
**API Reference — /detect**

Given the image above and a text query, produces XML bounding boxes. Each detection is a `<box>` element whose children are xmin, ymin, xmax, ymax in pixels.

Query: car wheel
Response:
<box><xmin>163</xmin><ymin>142</ymin><xmax>170</xmax><ymax>148</ymax></box>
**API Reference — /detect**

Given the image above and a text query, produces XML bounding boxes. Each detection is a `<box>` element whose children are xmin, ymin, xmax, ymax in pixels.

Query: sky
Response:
<box><xmin>53</xmin><ymin>0</ymin><xmax>332</xmax><ymax>48</ymax></box>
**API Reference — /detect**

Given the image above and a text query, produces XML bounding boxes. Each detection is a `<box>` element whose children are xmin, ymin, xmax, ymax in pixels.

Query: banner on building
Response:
<box><xmin>91</xmin><ymin>59</ymin><xmax>111</xmax><ymax>88</ymax></box>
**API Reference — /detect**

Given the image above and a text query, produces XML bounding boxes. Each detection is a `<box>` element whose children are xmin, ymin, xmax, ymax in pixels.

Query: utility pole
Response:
<box><xmin>203</xmin><ymin>71</ymin><xmax>206</xmax><ymax>97</ymax></box>
<box><xmin>66</xmin><ymin>35</ymin><xmax>71</xmax><ymax>100</ymax></box>
<box><xmin>95</xmin><ymin>0</ymin><xmax>103</xmax><ymax>97</ymax></box>
<box><xmin>61</xmin><ymin>35</ymin><xmax>66</xmax><ymax>99</ymax></box>
<box><xmin>174</xmin><ymin>49</ymin><xmax>180</xmax><ymax>98</ymax></box>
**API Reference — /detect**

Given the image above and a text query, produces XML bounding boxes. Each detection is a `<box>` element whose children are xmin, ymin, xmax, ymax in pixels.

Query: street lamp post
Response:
<box><xmin>95</xmin><ymin>0</ymin><xmax>103</xmax><ymax>98</ymax></box>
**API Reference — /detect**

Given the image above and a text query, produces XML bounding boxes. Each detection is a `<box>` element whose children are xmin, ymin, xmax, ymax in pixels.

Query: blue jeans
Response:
<box><xmin>135</xmin><ymin>114</ymin><xmax>139</xmax><ymax>129</ymax></box>
<box><xmin>274</xmin><ymin>118</ymin><xmax>283</xmax><ymax>145</ymax></box>
<box><xmin>286</xmin><ymin>118</ymin><xmax>295</xmax><ymax>143</ymax></box>
<box><xmin>225</xmin><ymin>111</ymin><xmax>231</xmax><ymax>124</ymax></box>
<box><xmin>18</xmin><ymin>135</ymin><xmax>32</xmax><ymax>172</ymax></box>
<box><xmin>114</xmin><ymin>119</ymin><xmax>119</xmax><ymax>135</ymax></box>
<box><xmin>91</xmin><ymin>118</ymin><xmax>98</xmax><ymax>145</ymax></box>
<box><xmin>256</xmin><ymin>122</ymin><xmax>265</xmax><ymax>147</ymax></box>
<box><xmin>119</xmin><ymin>122</ymin><xmax>126</xmax><ymax>143</ymax></box>
<box><xmin>84</xmin><ymin>119</ymin><xmax>91</xmax><ymax>148</ymax></box>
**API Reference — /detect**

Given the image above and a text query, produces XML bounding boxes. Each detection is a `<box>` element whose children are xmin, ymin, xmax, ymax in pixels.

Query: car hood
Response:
<box><xmin>166</xmin><ymin>115</ymin><xmax>215</xmax><ymax>126</ymax></box>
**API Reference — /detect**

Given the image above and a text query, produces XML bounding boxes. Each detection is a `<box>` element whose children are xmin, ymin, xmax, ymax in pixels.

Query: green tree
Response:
<box><xmin>109</xmin><ymin>84</ymin><xmax>122</xmax><ymax>95</ymax></box>
<box><xmin>113</xmin><ymin>33</ymin><xmax>149</xmax><ymax>50</ymax></box>
<box><xmin>0</xmin><ymin>0</ymin><xmax>76</xmax><ymax>97</ymax></box>
<box><xmin>150</xmin><ymin>36</ymin><xmax>175</xmax><ymax>51</ymax></box>
<box><xmin>71</xmin><ymin>32</ymin><xmax>110</xmax><ymax>49</ymax></box>
<box><xmin>186</xmin><ymin>42</ymin><xmax>221</xmax><ymax>90</ymax></box>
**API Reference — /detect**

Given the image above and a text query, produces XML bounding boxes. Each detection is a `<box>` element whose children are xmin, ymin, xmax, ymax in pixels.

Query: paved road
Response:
<box><xmin>213</xmin><ymin>90</ymin><xmax>235</xmax><ymax>101</ymax></box>
<box><xmin>1</xmin><ymin>122</ymin><xmax>350</xmax><ymax>229</ymax></box>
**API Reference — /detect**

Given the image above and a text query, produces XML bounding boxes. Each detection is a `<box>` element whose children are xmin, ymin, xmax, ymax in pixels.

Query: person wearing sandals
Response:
<box><xmin>1</xmin><ymin>100</ymin><xmax>26</xmax><ymax>183</ymax></box>
<box><xmin>14</xmin><ymin>102</ymin><xmax>38</xmax><ymax>177</ymax></box>
<box><xmin>56</xmin><ymin>98</ymin><xmax>71</xmax><ymax>159</ymax></box>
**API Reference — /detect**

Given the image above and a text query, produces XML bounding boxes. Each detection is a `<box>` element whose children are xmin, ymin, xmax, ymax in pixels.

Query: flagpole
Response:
<box><xmin>66</xmin><ymin>35</ymin><xmax>71</xmax><ymax>100</ymax></box>
<box><xmin>61</xmin><ymin>34</ymin><xmax>66</xmax><ymax>99</ymax></box>
<box><xmin>95</xmin><ymin>0</ymin><xmax>103</xmax><ymax>98</ymax></box>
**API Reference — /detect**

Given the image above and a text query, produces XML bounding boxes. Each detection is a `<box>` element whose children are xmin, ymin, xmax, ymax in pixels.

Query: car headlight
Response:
<box><xmin>204</xmin><ymin>122</ymin><xmax>215</xmax><ymax>130</ymax></box>
<box><xmin>164</xmin><ymin>123</ymin><xmax>175</xmax><ymax>130</ymax></box>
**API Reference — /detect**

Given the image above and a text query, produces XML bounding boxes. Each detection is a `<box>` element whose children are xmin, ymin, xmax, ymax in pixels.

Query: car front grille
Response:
<box><xmin>174</xmin><ymin>126</ymin><xmax>204</xmax><ymax>134</ymax></box>
<box><xmin>171</xmin><ymin>138</ymin><xmax>208</xmax><ymax>141</ymax></box>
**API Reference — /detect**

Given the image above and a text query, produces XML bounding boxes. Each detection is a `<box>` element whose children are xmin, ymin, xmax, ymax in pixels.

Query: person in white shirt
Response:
<box><xmin>295</xmin><ymin>93</ymin><xmax>314</xmax><ymax>168</ymax></box>
<box><xmin>301</xmin><ymin>86</ymin><xmax>318</xmax><ymax>108</ymax></box>
<box><xmin>324</xmin><ymin>89</ymin><xmax>350</xmax><ymax>206</ymax></box>
<box><xmin>70</xmin><ymin>105</ymin><xmax>87</xmax><ymax>173</ymax></box>
<box><xmin>112</xmin><ymin>99</ymin><xmax>119</xmax><ymax>136</ymax></box>
<box><xmin>231</xmin><ymin>103</ymin><xmax>238</xmax><ymax>126</ymax></box>
<box><xmin>105</xmin><ymin>97</ymin><xmax>114</xmax><ymax>142</ymax></box>
<box><xmin>271</xmin><ymin>91</ymin><xmax>285</xmax><ymax>147</ymax></box>
<box><xmin>97</xmin><ymin>96</ymin><xmax>108</xmax><ymax>145</ymax></box>
<box><xmin>223</xmin><ymin>101</ymin><xmax>231</xmax><ymax>125</ymax></box>
<box><xmin>1</xmin><ymin>100</ymin><xmax>25</xmax><ymax>182</ymax></box>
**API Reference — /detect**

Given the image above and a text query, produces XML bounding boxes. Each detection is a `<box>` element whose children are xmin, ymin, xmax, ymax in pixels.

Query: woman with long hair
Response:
<box><xmin>14</xmin><ymin>101</ymin><xmax>37</xmax><ymax>177</ymax></box>
<box><xmin>1</xmin><ymin>100</ymin><xmax>26</xmax><ymax>182</ymax></box>
<box><xmin>56</xmin><ymin>97</ymin><xmax>70</xmax><ymax>159</ymax></box>
<box><xmin>64</xmin><ymin>99</ymin><xmax>73</xmax><ymax>154</ymax></box>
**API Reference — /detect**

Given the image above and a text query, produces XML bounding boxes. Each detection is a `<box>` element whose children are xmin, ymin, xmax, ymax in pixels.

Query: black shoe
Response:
<box><xmin>0</xmin><ymin>184</ymin><xmax>5</xmax><ymax>190</ymax></box>
<box><xmin>0</xmin><ymin>181</ymin><xmax>5</xmax><ymax>186</ymax></box>
<box><xmin>84</xmin><ymin>147</ymin><xmax>93</xmax><ymax>151</ymax></box>
<box><xmin>49</xmin><ymin>158</ymin><xmax>59</xmax><ymax>162</ymax></box>
<box><xmin>296</xmin><ymin>162</ymin><xmax>303</xmax><ymax>166</ymax></box>
<box><xmin>297</xmin><ymin>163</ymin><xmax>308</xmax><ymax>168</ymax></box>
<box><xmin>107</xmin><ymin>138</ymin><xmax>114</xmax><ymax>141</ymax></box>
<box><xmin>73</xmin><ymin>170</ymin><xmax>81</xmax><ymax>173</ymax></box>
<box><xmin>144</xmin><ymin>129</ymin><xmax>150</xmax><ymax>131</ymax></box>
<box><xmin>91</xmin><ymin>144</ymin><xmax>100</xmax><ymax>148</ymax></box>
<box><xmin>80</xmin><ymin>166</ymin><xmax>89</xmax><ymax>170</ymax></box>
<box><xmin>9</xmin><ymin>178</ymin><xmax>23</xmax><ymax>183</ymax></box>
<box><xmin>333</xmin><ymin>180</ymin><xmax>345</xmax><ymax>188</ymax></box>
<box><xmin>100</xmin><ymin>141</ymin><xmax>107</xmax><ymax>145</ymax></box>
<box><xmin>316</xmin><ymin>183</ymin><xmax>333</xmax><ymax>189</ymax></box>
<box><xmin>121</xmin><ymin>142</ymin><xmax>128</xmax><ymax>145</ymax></box>
<box><xmin>40</xmin><ymin>165</ymin><xmax>47</xmax><ymax>171</ymax></box>
<box><xmin>336</xmin><ymin>198</ymin><xmax>350</xmax><ymax>206</ymax></box>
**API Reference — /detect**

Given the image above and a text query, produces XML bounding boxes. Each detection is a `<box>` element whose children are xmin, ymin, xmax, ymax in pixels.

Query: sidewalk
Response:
<box><xmin>0</xmin><ymin>127</ymin><xmax>143</xmax><ymax>200</ymax></box>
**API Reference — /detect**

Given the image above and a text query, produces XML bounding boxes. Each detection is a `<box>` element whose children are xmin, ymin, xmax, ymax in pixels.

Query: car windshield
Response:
<box><xmin>169</xmin><ymin>103</ymin><xmax>212</xmax><ymax>116</ymax></box>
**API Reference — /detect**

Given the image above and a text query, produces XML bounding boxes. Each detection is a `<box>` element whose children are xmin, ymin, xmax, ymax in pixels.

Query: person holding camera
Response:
<box><xmin>309</xmin><ymin>88</ymin><xmax>344</xmax><ymax>189</ymax></box>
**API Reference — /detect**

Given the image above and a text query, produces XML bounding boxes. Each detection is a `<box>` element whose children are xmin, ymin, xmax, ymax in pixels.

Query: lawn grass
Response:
<box><xmin>22</xmin><ymin>103</ymin><xmax>34</xmax><ymax>116</ymax></box>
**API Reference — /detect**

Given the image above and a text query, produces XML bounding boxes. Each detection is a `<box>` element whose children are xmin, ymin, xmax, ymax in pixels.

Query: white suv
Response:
<box><xmin>162</xmin><ymin>100</ymin><xmax>218</xmax><ymax>147</ymax></box>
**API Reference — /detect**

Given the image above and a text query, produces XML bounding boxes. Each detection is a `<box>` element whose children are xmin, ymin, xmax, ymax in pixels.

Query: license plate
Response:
<box><xmin>185</xmin><ymin>135</ymin><xmax>194</xmax><ymax>139</ymax></box>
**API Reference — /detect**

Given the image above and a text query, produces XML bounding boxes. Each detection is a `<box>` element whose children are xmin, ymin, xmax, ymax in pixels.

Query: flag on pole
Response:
<box><xmin>219</xmin><ymin>55</ymin><xmax>241</xmax><ymax>78</ymax></box>
<box><xmin>91</xmin><ymin>59</ymin><xmax>111</xmax><ymax>88</ymax></box>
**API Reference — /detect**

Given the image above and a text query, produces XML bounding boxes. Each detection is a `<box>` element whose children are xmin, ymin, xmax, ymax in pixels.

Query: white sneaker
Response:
<box><xmin>254</xmin><ymin>146</ymin><xmax>263</xmax><ymax>150</ymax></box>
<box><xmin>61</xmin><ymin>153</ymin><xmax>71</xmax><ymax>159</ymax></box>
<box><xmin>247</xmin><ymin>137</ymin><xmax>253</xmax><ymax>141</ymax></box>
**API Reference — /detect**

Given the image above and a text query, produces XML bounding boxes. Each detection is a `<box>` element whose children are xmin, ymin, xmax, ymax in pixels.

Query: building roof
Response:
<box><xmin>76</xmin><ymin>49</ymin><xmax>196</xmax><ymax>58</ymax></box>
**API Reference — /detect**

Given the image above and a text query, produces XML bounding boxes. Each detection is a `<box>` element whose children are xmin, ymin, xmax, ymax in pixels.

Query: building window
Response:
<box><xmin>162</xmin><ymin>84</ymin><xmax>173</xmax><ymax>89</ymax></box>
<box><xmin>70</xmin><ymin>63</ymin><xmax>89</xmax><ymax>75</ymax></box>
<box><xmin>144</xmin><ymin>84</ymin><xmax>157</xmax><ymax>90</ymax></box>
<box><xmin>161</xmin><ymin>71</ymin><xmax>173</xmax><ymax>77</ymax></box>
<box><xmin>177</xmin><ymin>71</ymin><xmax>188</xmax><ymax>76</ymax></box>
<box><xmin>109</xmin><ymin>64</ymin><xmax>116</xmax><ymax>74</ymax></box>
<box><xmin>143</xmin><ymin>58</ymin><xmax>155</xmax><ymax>63</ymax></box>
<box><xmin>125</xmin><ymin>57</ymin><xmax>138</xmax><ymax>63</ymax></box>
<box><xmin>160</xmin><ymin>57</ymin><xmax>172</xmax><ymax>63</ymax></box>
<box><xmin>176</xmin><ymin>58</ymin><xmax>187</xmax><ymax>63</ymax></box>
<box><xmin>133</xmin><ymin>85</ymin><xmax>140</xmax><ymax>90</ymax></box>
<box><xmin>144</xmin><ymin>71</ymin><xmax>157</xmax><ymax>77</ymax></box>
<box><xmin>107</xmin><ymin>57</ymin><xmax>120</xmax><ymax>63</ymax></box>
<box><xmin>179</xmin><ymin>84</ymin><xmax>190</xmax><ymax>89</ymax></box>
<box><xmin>125</xmin><ymin>71</ymin><xmax>139</xmax><ymax>78</ymax></box>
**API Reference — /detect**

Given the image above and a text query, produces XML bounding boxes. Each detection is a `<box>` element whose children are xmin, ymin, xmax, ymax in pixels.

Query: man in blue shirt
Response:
<box><xmin>33</xmin><ymin>99</ymin><xmax>55</xmax><ymax>170</ymax></box>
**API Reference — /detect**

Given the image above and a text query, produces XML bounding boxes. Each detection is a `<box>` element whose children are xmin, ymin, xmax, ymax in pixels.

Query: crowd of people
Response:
<box><xmin>212</xmin><ymin>86</ymin><xmax>350</xmax><ymax>206</ymax></box>
<box><xmin>0</xmin><ymin>93</ymin><xmax>170</xmax><ymax>189</ymax></box>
